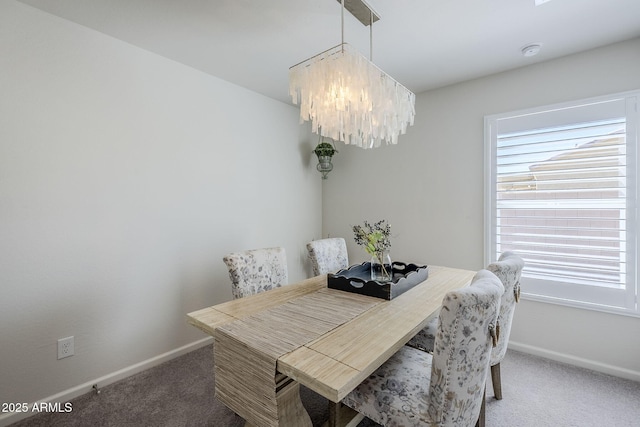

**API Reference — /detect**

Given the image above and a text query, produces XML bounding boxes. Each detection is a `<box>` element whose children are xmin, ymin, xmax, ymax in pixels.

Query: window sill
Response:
<box><xmin>522</xmin><ymin>292</ymin><xmax>640</xmax><ymax>319</ymax></box>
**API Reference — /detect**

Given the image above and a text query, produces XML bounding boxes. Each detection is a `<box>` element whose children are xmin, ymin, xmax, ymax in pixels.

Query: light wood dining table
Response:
<box><xmin>187</xmin><ymin>265</ymin><xmax>475</xmax><ymax>427</ymax></box>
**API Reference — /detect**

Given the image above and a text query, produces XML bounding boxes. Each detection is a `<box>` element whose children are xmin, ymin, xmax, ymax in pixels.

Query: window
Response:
<box><xmin>485</xmin><ymin>91</ymin><xmax>639</xmax><ymax>316</ymax></box>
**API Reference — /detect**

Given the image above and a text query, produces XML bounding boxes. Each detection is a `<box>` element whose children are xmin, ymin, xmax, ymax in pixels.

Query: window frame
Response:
<box><xmin>484</xmin><ymin>90</ymin><xmax>639</xmax><ymax>317</ymax></box>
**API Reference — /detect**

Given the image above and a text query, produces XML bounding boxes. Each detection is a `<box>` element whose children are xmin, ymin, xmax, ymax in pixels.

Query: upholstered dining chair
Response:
<box><xmin>485</xmin><ymin>251</ymin><xmax>524</xmax><ymax>399</ymax></box>
<box><xmin>342</xmin><ymin>269</ymin><xmax>503</xmax><ymax>427</ymax></box>
<box><xmin>306</xmin><ymin>237</ymin><xmax>349</xmax><ymax>276</ymax></box>
<box><xmin>222</xmin><ymin>247</ymin><xmax>288</xmax><ymax>299</ymax></box>
<box><xmin>406</xmin><ymin>251</ymin><xmax>524</xmax><ymax>400</ymax></box>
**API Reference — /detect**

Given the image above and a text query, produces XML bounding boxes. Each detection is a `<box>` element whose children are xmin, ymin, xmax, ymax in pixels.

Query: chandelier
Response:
<box><xmin>289</xmin><ymin>0</ymin><xmax>415</xmax><ymax>149</ymax></box>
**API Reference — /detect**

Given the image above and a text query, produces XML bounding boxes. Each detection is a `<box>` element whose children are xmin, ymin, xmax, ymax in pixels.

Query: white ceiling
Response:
<box><xmin>18</xmin><ymin>0</ymin><xmax>640</xmax><ymax>104</ymax></box>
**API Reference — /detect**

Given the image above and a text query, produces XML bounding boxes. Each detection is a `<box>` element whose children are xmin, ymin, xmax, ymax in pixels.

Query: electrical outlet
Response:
<box><xmin>57</xmin><ymin>336</ymin><xmax>74</xmax><ymax>359</ymax></box>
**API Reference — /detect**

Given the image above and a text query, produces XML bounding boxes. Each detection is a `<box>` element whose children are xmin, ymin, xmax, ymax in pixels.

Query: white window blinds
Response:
<box><xmin>486</xmin><ymin>93</ymin><xmax>638</xmax><ymax>315</ymax></box>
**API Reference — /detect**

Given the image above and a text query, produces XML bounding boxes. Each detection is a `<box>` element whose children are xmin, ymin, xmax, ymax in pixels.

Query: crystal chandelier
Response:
<box><xmin>289</xmin><ymin>0</ymin><xmax>415</xmax><ymax>149</ymax></box>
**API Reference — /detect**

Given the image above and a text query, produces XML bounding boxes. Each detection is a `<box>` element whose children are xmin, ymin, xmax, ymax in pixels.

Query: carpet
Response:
<box><xmin>11</xmin><ymin>345</ymin><xmax>640</xmax><ymax>426</ymax></box>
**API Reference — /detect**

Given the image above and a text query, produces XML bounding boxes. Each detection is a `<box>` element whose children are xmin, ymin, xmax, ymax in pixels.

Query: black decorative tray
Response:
<box><xmin>328</xmin><ymin>262</ymin><xmax>429</xmax><ymax>300</ymax></box>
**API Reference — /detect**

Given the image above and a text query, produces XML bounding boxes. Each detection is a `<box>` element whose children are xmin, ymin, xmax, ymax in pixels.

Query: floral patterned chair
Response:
<box><xmin>222</xmin><ymin>247</ymin><xmax>288</xmax><ymax>299</ymax></box>
<box><xmin>306</xmin><ymin>237</ymin><xmax>349</xmax><ymax>276</ymax></box>
<box><xmin>342</xmin><ymin>269</ymin><xmax>503</xmax><ymax>427</ymax></box>
<box><xmin>485</xmin><ymin>251</ymin><xmax>524</xmax><ymax>399</ymax></box>
<box><xmin>406</xmin><ymin>251</ymin><xmax>524</xmax><ymax>400</ymax></box>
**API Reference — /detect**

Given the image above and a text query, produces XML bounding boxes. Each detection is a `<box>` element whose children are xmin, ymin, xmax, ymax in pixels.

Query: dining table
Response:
<box><xmin>187</xmin><ymin>264</ymin><xmax>475</xmax><ymax>427</ymax></box>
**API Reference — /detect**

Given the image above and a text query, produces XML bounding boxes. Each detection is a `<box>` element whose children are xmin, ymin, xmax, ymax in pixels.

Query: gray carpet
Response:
<box><xmin>11</xmin><ymin>345</ymin><xmax>640</xmax><ymax>427</ymax></box>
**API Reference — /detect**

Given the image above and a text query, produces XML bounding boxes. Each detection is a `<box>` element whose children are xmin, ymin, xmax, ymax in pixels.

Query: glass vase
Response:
<box><xmin>370</xmin><ymin>251</ymin><xmax>392</xmax><ymax>282</ymax></box>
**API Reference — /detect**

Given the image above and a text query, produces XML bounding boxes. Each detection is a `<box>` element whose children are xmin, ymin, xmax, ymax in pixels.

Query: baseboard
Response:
<box><xmin>0</xmin><ymin>337</ymin><xmax>213</xmax><ymax>427</ymax></box>
<box><xmin>509</xmin><ymin>340</ymin><xmax>640</xmax><ymax>383</ymax></box>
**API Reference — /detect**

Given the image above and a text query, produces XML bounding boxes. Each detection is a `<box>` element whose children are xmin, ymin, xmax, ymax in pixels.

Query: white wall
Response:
<box><xmin>0</xmin><ymin>1</ymin><xmax>321</xmax><ymax>422</ymax></box>
<box><xmin>323</xmin><ymin>37</ymin><xmax>640</xmax><ymax>379</ymax></box>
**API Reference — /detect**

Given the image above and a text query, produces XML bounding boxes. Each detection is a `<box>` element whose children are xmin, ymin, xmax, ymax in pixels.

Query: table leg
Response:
<box><xmin>323</xmin><ymin>402</ymin><xmax>364</xmax><ymax>427</ymax></box>
<box><xmin>243</xmin><ymin>378</ymin><xmax>311</xmax><ymax>427</ymax></box>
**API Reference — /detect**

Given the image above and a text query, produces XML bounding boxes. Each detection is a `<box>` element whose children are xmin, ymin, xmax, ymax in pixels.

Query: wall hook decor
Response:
<box><xmin>313</xmin><ymin>137</ymin><xmax>338</xmax><ymax>179</ymax></box>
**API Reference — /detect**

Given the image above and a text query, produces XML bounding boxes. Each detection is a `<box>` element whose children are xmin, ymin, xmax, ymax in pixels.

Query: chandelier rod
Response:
<box><xmin>341</xmin><ymin>0</ymin><xmax>345</xmax><ymax>52</ymax></box>
<box><xmin>369</xmin><ymin>9</ymin><xmax>373</xmax><ymax>61</ymax></box>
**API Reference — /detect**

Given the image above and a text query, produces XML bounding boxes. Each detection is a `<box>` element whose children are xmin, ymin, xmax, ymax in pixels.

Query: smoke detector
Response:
<box><xmin>521</xmin><ymin>44</ymin><xmax>542</xmax><ymax>57</ymax></box>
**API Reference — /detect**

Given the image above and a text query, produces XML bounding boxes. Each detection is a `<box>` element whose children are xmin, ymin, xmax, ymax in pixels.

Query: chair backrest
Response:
<box><xmin>222</xmin><ymin>247</ymin><xmax>288</xmax><ymax>299</ymax></box>
<box><xmin>306</xmin><ymin>237</ymin><xmax>349</xmax><ymax>276</ymax></box>
<box><xmin>487</xmin><ymin>251</ymin><xmax>524</xmax><ymax>365</ymax></box>
<box><xmin>428</xmin><ymin>269</ymin><xmax>503</xmax><ymax>426</ymax></box>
